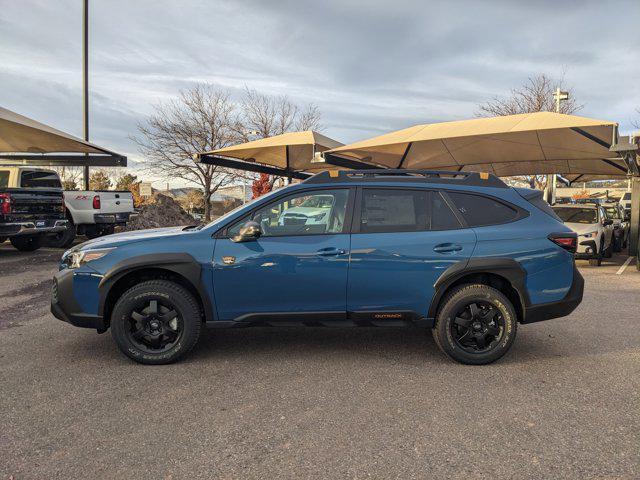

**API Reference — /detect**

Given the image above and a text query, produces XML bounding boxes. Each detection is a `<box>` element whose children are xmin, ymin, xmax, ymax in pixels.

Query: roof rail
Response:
<box><xmin>304</xmin><ymin>169</ymin><xmax>507</xmax><ymax>188</ymax></box>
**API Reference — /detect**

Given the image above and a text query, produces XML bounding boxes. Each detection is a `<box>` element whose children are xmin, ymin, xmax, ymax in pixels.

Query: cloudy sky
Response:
<box><xmin>1</xmin><ymin>0</ymin><xmax>639</xmax><ymax>185</ymax></box>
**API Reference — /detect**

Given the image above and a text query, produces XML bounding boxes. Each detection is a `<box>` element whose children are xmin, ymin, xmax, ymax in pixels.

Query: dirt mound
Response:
<box><xmin>125</xmin><ymin>193</ymin><xmax>197</xmax><ymax>231</ymax></box>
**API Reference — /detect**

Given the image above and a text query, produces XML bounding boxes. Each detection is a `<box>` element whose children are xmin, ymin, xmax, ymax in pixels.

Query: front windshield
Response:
<box><xmin>604</xmin><ymin>207</ymin><xmax>620</xmax><ymax>219</ymax></box>
<box><xmin>553</xmin><ymin>207</ymin><xmax>597</xmax><ymax>224</ymax></box>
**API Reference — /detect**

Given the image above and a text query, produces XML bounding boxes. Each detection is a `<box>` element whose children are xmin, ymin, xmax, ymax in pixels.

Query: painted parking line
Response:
<box><xmin>616</xmin><ymin>256</ymin><xmax>635</xmax><ymax>275</ymax></box>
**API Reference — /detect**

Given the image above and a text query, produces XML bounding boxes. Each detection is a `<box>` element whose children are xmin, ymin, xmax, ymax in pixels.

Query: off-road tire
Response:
<box><xmin>10</xmin><ymin>235</ymin><xmax>42</xmax><ymax>252</ymax></box>
<box><xmin>110</xmin><ymin>280</ymin><xmax>202</xmax><ymax>365</ymax></box>
<box><xmin>432</xmin><ymin>284</ymin><xmax>518</xmax><ymax>365</ymax></box>
<box><xmin>45</xmin><ymin>223</ymin><xmax>76</xmax><ymax>249</ymax></box>
<box><xmin>613</xmin><ymin>236</ymin><xmax>622</xmax><ymax>253</ymax></box>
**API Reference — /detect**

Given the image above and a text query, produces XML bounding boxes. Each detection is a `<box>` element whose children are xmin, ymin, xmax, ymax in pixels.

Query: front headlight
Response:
<box><xmin>66</xmin><ymin>248</ymin><xmax>115</xmax><ymax>269</ymax></box>
<box><xmin>580</xmin><ymin>231</ymin><xmax>598</xmax><ymax>238</ymax></box>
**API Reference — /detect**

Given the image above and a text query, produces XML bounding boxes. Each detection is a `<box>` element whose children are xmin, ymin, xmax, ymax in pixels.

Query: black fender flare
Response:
<box><xmin>427</xmin><ymin>258</ymin><xmax>530</xmax><ymax>319</ymax></box>
<box><xmin>98</xmin><ymin>253</ymin><xmax>214</xmax><ymax>323</ymax></box>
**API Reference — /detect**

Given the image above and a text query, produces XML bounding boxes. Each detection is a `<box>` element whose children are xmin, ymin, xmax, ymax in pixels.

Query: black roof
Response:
<box><xmin>304</xmin><ymin>169</ymin><xmax>507</xmax><ymax>188</ymax></box>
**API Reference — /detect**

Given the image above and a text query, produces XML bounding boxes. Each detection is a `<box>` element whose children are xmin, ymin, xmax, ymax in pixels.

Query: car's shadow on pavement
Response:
<box><xmin>57</xmin><ymin>316</ymin><xmax>638</xmax><ymax>367</ymax></box>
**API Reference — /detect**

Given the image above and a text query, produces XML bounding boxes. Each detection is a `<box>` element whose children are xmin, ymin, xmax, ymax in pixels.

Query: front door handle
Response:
<box><xmin>433</xmin><ymin>243</ymin><xmax>463</xmax><ymax>253</ymax></box>
<box><xmin>317</xmin><ymin>247</ymin><xmax>347</xmax><ymax>256</ymax></box>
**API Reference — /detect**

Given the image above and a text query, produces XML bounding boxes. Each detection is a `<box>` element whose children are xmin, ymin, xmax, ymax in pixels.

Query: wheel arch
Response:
<box><xmin>98</xmin><ymin>253</ymin><xmax>214</xmax><ymax>326</ymax></box>
<box><xmin>428</xmin><ymin>258</ymin><xmax>529</xmax><ymax>323</ymax></box>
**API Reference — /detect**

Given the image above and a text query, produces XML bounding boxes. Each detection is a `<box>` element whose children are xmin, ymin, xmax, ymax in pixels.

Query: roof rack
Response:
<box><xmin>304</xmin><ymin>169</ymin><xmax>507</xmax><ymax>188</ymax></box>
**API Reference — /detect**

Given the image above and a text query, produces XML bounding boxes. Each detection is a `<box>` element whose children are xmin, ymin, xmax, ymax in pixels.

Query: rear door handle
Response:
<box><xmin>317</xmin><ymin>247</ymin><xmax>347</xmax><ymax>256</ymax></box>
<box><xmin>433</xmin><ymin>243</ymin><xmax>463</xmax><ymax>253</ymax></box>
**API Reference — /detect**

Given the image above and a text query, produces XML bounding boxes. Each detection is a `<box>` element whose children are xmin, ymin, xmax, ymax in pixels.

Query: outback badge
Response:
<box><xmin>222</xmin><ymin>256</ymin><xmax>236</xmax><ymax>265</ymax></box>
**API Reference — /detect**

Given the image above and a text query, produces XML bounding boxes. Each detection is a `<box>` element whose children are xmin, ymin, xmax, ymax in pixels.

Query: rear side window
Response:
<box><xmin>20</xmin><ymin>170</ymin><xmax>61</xmax><ymax>188</ymax></box>
<box><xmin>528</xmin><ymin>195</ymin><xmax>562</xmax><ymax>221</ymax></box>
<box><xmin>623</xmin><ymin>193</ymin><xmax>631</xmax><ymax>200</ymax></box>
<box><xmin>0</xmin><ymin>171</ymin><xmax>9</xmax><ymax>188</ymax></box>
<box><xmin>431</xmin><ymin>192</ymin><xmax>462</xmax><ymax>230</ymax></box>
<box><xmin>447</xmin><ymin>191</ymin><xmax>518</xmax><ymax>227</ymax></box>
<box><xmin>360</xmin><ymin>189</ymin><xmax>428</xmax><ymax>233</ymax></box>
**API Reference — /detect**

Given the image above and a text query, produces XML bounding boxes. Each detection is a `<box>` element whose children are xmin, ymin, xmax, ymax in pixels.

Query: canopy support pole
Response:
<box><xmin>197</xmin><ymin>155</ymin><xmax>311</xmax><ymax>180</ymax></box>
<box><xmin>285</xmin><ymin>145</ymin><xmax>292</xmax><ymax>183</ymax></box>
<box><xmin>629</xmin><ymin>176</ymin><xmax>640</xmax><ymax>262</ymax></box>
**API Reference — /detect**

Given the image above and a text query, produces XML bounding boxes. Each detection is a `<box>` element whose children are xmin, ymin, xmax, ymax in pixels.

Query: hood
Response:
<box><xmin>564</xmin><ymin>222</ymin><xmax>599</xmax><ymax>235</ymax></box>
<box><xmin>74</xmin><ymin>226</ymin><xmax>194</xmax><ymax>251</ymax></box>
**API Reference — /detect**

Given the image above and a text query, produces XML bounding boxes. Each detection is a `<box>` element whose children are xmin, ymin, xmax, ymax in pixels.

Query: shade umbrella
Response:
<box><xmin>0</xmin><ymin>106</ymin><xmax>125</xmax><ymax>166</ymax></box>
<box><xmin>199</xmin><ymin>130</ymin><xmax>343</xmax><ymax>174</ymax></box>
<box><xmin>324</xmin><ymin>112</ymin><xmax>626</xmax><ymax>181</ymax></box>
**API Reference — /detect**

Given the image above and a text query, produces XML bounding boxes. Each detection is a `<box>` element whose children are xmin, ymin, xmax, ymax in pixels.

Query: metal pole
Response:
<box><xmin>82</xmin><ymin>0</ymin><xmax>90</xmax><ymax>190</ymax></box>
<box><xmin>629</xmin><ymin>176</ymin><xmax>640</xmax><ymax>263</ymax></box>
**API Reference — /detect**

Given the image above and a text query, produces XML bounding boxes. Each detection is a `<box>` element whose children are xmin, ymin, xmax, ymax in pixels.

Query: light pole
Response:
<box><xmin>545</xmin><ymin>88</ymin><xmax>570</xmax><ymax>203</ymax></box>
<box><xmin>82</xmin><ymin>0</ymin><xmax>90</xmax><ymax>190</ymax></box>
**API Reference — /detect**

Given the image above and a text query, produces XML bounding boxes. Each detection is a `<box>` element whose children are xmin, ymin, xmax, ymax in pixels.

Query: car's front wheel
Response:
<box><xmin>110</xmin><ymin>280</ymin><xmax>202</xmax><ymax>364</ymax></box>
<box><xmin>432</xmin><ymin>284</ymin><xmax>517</xmax><ymax>365</ymax></box>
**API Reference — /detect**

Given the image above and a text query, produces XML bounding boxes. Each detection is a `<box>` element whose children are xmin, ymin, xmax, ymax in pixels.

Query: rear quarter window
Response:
<box><xmin>447</xmin><ymin>191</ymin><xmax>519</xmax><ymax>227</ymax></box>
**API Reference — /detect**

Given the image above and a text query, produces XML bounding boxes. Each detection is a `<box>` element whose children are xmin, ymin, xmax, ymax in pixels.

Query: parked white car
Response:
<box><xmin>552</xmin><ymin>204</ymin><xmax>614</xmax><ymax>266</ymax></box>
<box><xmin>0</xmin><ymin>167</ymin><xmax>135</xmax><ymax>248</ymax></box>
<box><xmin>602</xmin><ymin>202</ymin><xmax>630</xmax><ymax>252</ymax></box>
<box><xmin>619</xmin><ymin>192</ymin><xmax>631</xmax><ymax>212</ymax></box>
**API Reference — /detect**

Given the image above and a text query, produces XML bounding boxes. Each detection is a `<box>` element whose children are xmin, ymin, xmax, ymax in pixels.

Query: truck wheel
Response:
<box><xmin>84</xmin><ymin>226</ymin><xmax>101</xmax><ymax>239</ymax></box>
<box><xmin>0</xmin><ymin>236</ymin><xmax>6</xmax><ymax>244</ymax></box>
<box><xmin>45</xmin><ymin>224</ymin><xmax>76</xmax><ymax>248</ymax></box>
<box><xmin>10</xmin><ymin>235</ymin><xmax>42</xmax><ymax>252</ymax></box>
<box><xmin>432</xmin><ymin>284</ymin><xmax>517</xmax><ymax>365</ymax></box>
<box><xmin>604</xmin><ymin>242</ymin><xmax>613</xmax><ymax>258</ymax></box>
<box><xmin>110</xmin><ymin>280</ymin><xmax>202</xmax><ymax>365</ymax></box>
<box><xmin>613</xmin><ymin>236</ymin><xmax>622</xmax><ymax>253</ymax></box>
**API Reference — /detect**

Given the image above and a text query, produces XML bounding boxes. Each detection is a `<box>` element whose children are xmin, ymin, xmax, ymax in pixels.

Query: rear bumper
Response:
<box><xmin>51</xmin><ymin>268</ymin><xmax>106</xmax><ymax>331</ymax></box>
<box><xmin>94</xmin><ymin>212</ymin><xmax>131</xmax><ymax>225</ymax></box>
<box><xmin>0</xmin><ymin>219</ymin><xmax>67</xmax><ymax>237</ymax></box>
<box><xmin>522</xmin><ymin>264</ymin><xmax>584</xmax><ymax>324</ymax></box>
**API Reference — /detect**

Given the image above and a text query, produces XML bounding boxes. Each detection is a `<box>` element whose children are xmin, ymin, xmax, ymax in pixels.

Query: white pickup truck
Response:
<box><xmin>0</xmin><ymin>167</ymin><xmax>135</xmax><ymax>248</ymax></box>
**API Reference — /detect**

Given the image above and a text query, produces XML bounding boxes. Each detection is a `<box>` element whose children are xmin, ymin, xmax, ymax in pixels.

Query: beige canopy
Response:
<box><xmin>325</xmin><ymin>112</ymin><xmax>626</xmax><ymax>182</ymax></box>
<box><xmin>200</xmin><ymin>130</ymin><xmax>343</xmax><ymax>173</ymax></box>
<box><xmin>0</xmin><ymin>106</ymin><xmax>125</xmax><ymax>166</ymax></box>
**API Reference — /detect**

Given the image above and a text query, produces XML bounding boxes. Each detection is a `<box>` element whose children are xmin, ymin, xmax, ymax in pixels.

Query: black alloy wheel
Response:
<box><xmin>127</xmin><ymin>299</ymin><xmax>183</xmax><ymax>354</ymax></box>
<box><xmin>450</xmin><ymin>301</ymin><xmax>505</xmax><ymax>353</ymax></box>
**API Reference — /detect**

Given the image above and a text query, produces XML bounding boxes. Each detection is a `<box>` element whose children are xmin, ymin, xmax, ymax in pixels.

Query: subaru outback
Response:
<box><xmin>51</xmin><ymin>170</ymin><xmax>583</xmax><ymax>365</ymax></box>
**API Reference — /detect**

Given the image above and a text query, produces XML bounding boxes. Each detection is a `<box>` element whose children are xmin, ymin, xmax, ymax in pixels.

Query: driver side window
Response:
<box><xmin>228</xmin><ymin>189</ymin><xmax>350</xmax><ymax>238</ymax></box>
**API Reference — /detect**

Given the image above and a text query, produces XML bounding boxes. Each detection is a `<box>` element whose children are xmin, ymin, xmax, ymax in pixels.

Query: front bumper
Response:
<box><xmin>522</xmin><ymin>264</ymin><xmax>584</xmax><ymax>324</ymax></box>
<box><xmin>51</xmin><ymin>268</ymin><xmax>106</xmax><ymax>331</ymax></box>
<box><xmin>575</xmin><ymin>240</ymin><xmax>598</xmax><ymax>259</ymax></box>
<box><xmin>1</xmin><ymin>219</ymin><xmax>67</xmax><ymax>237</ymax></box>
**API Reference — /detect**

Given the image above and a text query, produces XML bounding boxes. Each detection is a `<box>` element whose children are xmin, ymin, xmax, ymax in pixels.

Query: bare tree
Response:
<box><xmin>477</xmin><ymin>74</ymin><xmax>583</xmax><ymax>117</ymax></box>
<box><xmin>235</xmin><ymin>88</ymin><xmax>322</xmax><ymax>141</ymax></box>
<box><xmin>132</xmin><ymin>84</ymin><xmax>238</xmax><ymax>221</ymax></box>
<box><xmin>477</xmin><ymin>74</ymin><xmax>583</xmax><ymax>189</ymax></box>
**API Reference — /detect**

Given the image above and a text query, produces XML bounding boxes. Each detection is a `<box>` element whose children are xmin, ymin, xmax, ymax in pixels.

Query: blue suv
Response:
<box><xmin>51</xmin><ymin>170</ymin><xmax>583</xmax><ymax>365</ymax></box>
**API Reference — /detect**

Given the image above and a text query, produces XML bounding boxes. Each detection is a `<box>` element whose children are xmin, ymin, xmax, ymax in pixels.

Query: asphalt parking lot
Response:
<box><xmin>1</xmin><ymin>242</ymin><xmax>639</xmax><ymax>479</ymax></box>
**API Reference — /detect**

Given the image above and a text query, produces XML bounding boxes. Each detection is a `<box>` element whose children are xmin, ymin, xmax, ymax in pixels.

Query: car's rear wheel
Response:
<box><xmin>433</xmin><ymin>284</ymin><xmax>517</xmax><ymax>365</ymax></box>
<box><xmin>10</xmin><ymin>235</ymin><xmax>42</xmax><ymax>252</ymax></box>
<box><xmin>0</xmin><ymin>236</ymin><xmax>7</xmax><ymax>244</ymax></box>
<box><xmin>110</xmin><ymin>280</ymin><xmax>202</xmax><ymax>364</ymax></box>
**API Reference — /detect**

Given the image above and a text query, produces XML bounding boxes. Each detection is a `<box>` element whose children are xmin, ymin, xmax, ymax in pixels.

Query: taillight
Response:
<box><xmin>0</xmin><ymin>193</ymin><xmax>11</xmax><ymax>215</ymax></box>
<box><xmin>549</xmin><ymin>233</ymin><xmax>577</xmax><ymax>253</ymax></box>
<box><xmin>92</xmin><ymin>195</ymin><xmax>101</xmax><ymax>209</ymax></box>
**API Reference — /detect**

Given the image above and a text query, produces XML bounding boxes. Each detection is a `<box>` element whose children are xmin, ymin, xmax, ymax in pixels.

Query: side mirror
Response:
<box><xmin>231</xmin><ymin>220</ymin><xmax>262</xmax><ymax>243</ymax></box>
<box><xmin>603</xmin><ymin>219</ymin><xmax>613</xmax><ymax>226</ymax></box>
